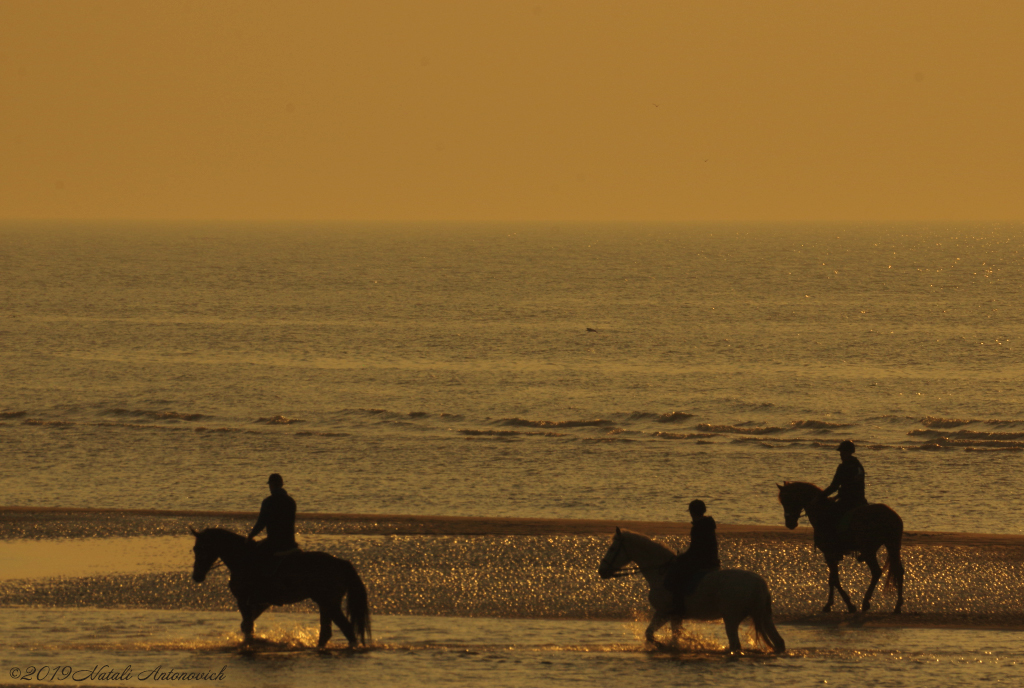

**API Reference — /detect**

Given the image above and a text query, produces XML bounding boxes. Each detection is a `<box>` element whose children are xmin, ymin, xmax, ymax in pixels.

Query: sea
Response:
<box><xmin>1</xmin><ymin>223</ymin><xmax>1022</xmax><ymax>686</ymax></box>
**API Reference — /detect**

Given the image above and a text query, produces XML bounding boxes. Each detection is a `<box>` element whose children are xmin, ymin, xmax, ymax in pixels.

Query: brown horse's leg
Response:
<box><xmin>860</xmin><ymin>549</ymin><xmax>883</xmax><ymax>612</ymax></box>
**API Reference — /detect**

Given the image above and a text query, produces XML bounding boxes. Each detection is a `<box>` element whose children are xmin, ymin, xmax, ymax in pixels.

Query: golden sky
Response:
<box><xmin>2</xmin><ymin>1</ymin><xmax>1022</xmax><ymax>223</ymax></box>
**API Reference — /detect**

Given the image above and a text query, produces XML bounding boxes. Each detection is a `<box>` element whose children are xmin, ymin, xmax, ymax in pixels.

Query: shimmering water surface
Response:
<box><xmin>2</xmin><ymin>224</ymin><xmax>1024</xmax><ymax>686</ymax></box>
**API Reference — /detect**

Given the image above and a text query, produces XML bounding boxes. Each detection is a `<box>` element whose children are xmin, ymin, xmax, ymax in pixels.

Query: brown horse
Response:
<box><xmin>191</xmin><ymin>527</ymin><xmax>370</xmax><ymax>649</ymax></box>
<box><xmin>776</xmin><ymin>482</ymin><xmax>904</xmax><ymax>614</ymax></box>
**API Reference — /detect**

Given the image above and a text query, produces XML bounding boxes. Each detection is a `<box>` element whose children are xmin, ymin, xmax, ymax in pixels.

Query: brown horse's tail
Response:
<box><xmin>336</xmin><ymin>559</ymin><xmax>371</xmax><ymax>644</ymax></box>
<box><xmin>751</xmin><ymin>579</ymin><xmax>786</xmax><ymax>654</ymax></box>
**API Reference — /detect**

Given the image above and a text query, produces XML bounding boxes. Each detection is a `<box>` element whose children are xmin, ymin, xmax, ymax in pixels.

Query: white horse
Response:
<box><xmin>598</xmin><ymin>527</ymin><xmax>785</xmax><ymax>653</ymax></box>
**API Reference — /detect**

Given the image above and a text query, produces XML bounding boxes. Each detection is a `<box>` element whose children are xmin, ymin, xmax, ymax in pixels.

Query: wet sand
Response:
<box><xmin>2</xmin><ymin>506</ymin><xmax>1023</xmax><ymax>550</ymax></box>
<box><xmin>3</xmin><ymin>507</ymin><xmax>1024</xmax><ymax>630</ymax></box>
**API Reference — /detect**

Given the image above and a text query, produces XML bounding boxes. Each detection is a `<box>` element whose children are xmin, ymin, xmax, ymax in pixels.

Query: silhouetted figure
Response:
<box><xmin>664</xmin><ymin>499</ymin><xmax>721</xmax><ymax>616</ymax></box>
<box><xmin>249</xmin><ymin>473</ymin><xmax>298</xmax><ymax>553</ymax></box>
<box><xmin>823</xmin><ymin>440</ymin><xmax>867</xmax><ymax>514</ymax></box>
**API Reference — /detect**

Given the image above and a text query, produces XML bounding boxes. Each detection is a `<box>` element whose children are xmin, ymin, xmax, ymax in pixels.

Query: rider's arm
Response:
<box><xmin>248</xmin><ymin>507</ymin><xmax>267</xmax><ymax>540</ymax></box>
<box><xmin>821</xmin><ymin>465</ymin><xmax>843</xmax><ymax>497</ymax></box>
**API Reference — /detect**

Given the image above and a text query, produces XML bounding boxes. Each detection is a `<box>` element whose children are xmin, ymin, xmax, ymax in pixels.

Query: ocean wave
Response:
<box><xmin>108</xmin><ymin>408</ymin><xmax>206</xmax><ymax>421</ymax></box>
<box><xmin>496</xmin><ymin>417</ymin><xmax>616</xmax><ymax>429</ymax></box>
<box><xmin>1</xmin><ymin>410</ymin><xmax>28</xmax><ymax>419</ymax></box>
<box><xmin>651</xmin><ymin>431</ymin><xmax>717</xmax><ymax>440</ymax></box>
<box><xmin>908</xmin><ymin>429</ymin><xmax>1024</xmax><ymax>441</ymax></box>
<box><xmin>789</xmin><ymin>420</ymin><xmax>851</xmax><ymax>429</ymax></box>
<box><xmin>294</xmin><ymin>431</ymin><xmax>350</xmax><ymax>438</ymax></box>
<box><xmin>919</xmin><ymin>416</ymin><xmax>1024</xmax><ymax>428</ymax></box>
<box><xmin>696</xmin><ymin>424</ymin><xmax>786</xmax><ymax>434</ymax></box>
<box><xmin>458</xmin><ymin>429</ymin><xmax>569</xmax><ymax>438</ymax></box>
<box><xmin>255</xmin><ymin>415</ymin><xmax>305</xmax><ymax>425</ymax></box>
<box><xmin>625</xmin><ymin>411</ymin><xmax>693</xmax><ymax>423</ymax></box>
<box><xmin>22</xmin><ymin>419</ymin><xmax>76</xmax><ymax>427</ymax></box>
<box><xmin>93</xmin><ymin>421</ymin><xmax>192</xmax><ymax>432</ymax></box>
<box><xmin>649</xmin><ymin>411</ymin><xmax>694</xmax><ymax>423</ymax></box>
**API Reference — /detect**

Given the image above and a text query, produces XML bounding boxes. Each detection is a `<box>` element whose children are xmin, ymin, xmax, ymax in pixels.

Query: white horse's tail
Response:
<box><xmin>751</xmin><ymin>581</ymin><xmax>786</xmax><ymax>654</ymax></box>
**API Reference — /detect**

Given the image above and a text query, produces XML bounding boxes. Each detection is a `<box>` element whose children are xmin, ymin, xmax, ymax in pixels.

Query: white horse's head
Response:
<box><xmin>598</xmin><ymin>527</ymin><xmax>675</xmax><ymax>579</ymax></box>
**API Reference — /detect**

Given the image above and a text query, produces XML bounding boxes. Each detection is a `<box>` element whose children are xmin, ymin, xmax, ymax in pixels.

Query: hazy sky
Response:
<box><xmin>2</xmin><ymin>1</ymin><xmax>1022</xmax><ymax>223</ymax></box>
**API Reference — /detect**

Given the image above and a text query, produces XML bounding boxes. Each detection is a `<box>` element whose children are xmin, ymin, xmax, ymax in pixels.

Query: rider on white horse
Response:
<box><xmin>664</xmin><ymin>499</ymin><xmax>721</xmax><ymax>616</ymax></box>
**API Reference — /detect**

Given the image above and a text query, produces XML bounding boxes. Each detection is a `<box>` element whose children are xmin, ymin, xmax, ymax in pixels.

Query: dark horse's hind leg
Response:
<box><xmin>330</xmin><ymin>601</ymin><xmax>357</xmax><ymax>647</ymax></box>
<box><xmin>860</xmin><ymin>549</ymin><xmax>883</xmax><ymax>612</ymax></box>
<box><xmin>823</xmin><ymin>555</ymin><xmax>856</xmax><ymax>613</ymax></box>
<box><xmin>316</xmin><ymin>597</ymin><xmax>356</xmax><ymax>649</ymax></box>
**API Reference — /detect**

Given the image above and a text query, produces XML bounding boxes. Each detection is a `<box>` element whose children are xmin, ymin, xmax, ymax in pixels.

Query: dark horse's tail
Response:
<box><xmin>336</xmin><ymin>558</ymin><xmax>371</xmax><ymax>644</ymax></box>
<box><xmin>882</xmin><ymin>509</ymin><xmax>906</xmax><ymax>614</ymax></box>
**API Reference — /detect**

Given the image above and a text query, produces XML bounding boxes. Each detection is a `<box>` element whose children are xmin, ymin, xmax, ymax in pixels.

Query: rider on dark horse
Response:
<box><xmin>247</xmin><ymin>473</ymin><xmax>299</xmax><ymax>597</ymax></box>
<box><xmin>820</xmin><ymin>440</ymin><xmax>868</xmax><ymax>546</ymax></box>
<box><xmin>664</xmin><ymin>499</ymin><xmax>721</xmax><ymax>616</ymax></box>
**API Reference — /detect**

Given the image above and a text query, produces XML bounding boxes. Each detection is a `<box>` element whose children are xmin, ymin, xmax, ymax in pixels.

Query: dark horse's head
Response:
<box><xmin>777</xmin><ymin>481</ymin><xmax>822</xmax><ymax>530</ymax></box>
<box><xmin>190</xmin><ymin>527</ymin><xmax>243</xmax><ymax>582</ymax></box>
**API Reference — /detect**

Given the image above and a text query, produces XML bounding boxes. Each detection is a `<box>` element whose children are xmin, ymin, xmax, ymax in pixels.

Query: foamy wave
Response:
<box><xmin>1</xmin><ymin>410</ymin><xmax>27</xmax><ymax>419</ymax></box>
<box><xmin>496</xmin><ymin>418</ymin><xmax>615</xmax><ymax>429</ymax></box>
<box><xmin>696</xmin><ymin>424</ymin><xmax>785</xmax><ymax>434</ymax></box>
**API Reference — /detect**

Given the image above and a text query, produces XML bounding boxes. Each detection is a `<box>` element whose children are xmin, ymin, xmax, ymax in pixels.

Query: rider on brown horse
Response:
<box><xmin>664</xmin><ymin>499</ymin><xmax>721</xmax><ymax>616</ymax></box>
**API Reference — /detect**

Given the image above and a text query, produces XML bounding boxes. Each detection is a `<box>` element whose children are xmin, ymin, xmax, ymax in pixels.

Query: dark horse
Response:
<box><xmin>777</xmin><ymin>482</ymin><xmax>904</xmax><ymax>614</ymax></box>
<box><xmin>190</xmin><ymin>527</ymin><xmax>370</xmax><ymax>649</ymax></box>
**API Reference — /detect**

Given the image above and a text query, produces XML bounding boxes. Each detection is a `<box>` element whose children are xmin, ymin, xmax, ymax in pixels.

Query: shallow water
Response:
<box><xmin>2</xmin><ymin>609</ymin><xmax>1021</xmax><ymax>688</ymax></box>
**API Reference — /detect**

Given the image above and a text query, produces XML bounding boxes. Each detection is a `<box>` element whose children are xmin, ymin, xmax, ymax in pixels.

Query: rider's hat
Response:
<box><xmin>836</xmin><ymin>440</ymin><xmax>855</xmax><ymax>454</ymax></box>
<box><xmin>688</xmin><ymin>499</ymin><xmax>706</xmax><ymax>515</ymax></box>
<box><xmin>267</xmin><ymin>473</ymin><xmax>284</xmax><ymax>487</ymax></box>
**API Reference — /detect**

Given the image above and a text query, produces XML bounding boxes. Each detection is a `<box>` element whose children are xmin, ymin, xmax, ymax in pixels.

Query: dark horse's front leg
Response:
<box><xmin>239</xmin><ymin>600</ymin><xmax>269</xmax><ymax>643</ymax></box>
<box><xmin>230</xmin><ymin>582</ymin><xmax>269</xmax><ymax>643</ymax></box>
<box><xmin>822</xmin><ymin>553</ymin><xmax>856</xmax><ymax>613</ymax></box>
